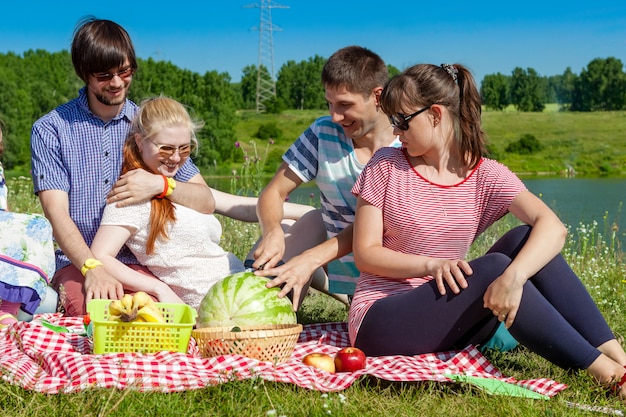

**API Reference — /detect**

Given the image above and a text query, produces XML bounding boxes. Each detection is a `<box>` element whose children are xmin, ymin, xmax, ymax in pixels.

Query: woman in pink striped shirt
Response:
<box><xmin>350</xmin><ymin>63</ymin><xmax>626</xmax><ymax>401</ymax></box>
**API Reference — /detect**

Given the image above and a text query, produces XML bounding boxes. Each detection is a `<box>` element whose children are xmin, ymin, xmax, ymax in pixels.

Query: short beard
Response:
<box><xmin>94</xmin><ymin>90</ymin><xmax>126</xmax><ymax>106</ymax></box>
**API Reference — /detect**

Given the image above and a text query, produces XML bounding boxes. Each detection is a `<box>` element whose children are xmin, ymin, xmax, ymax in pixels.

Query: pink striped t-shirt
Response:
<box><xmin>348</xmin><ymin>147</ymin><xmax>527</xmax><ymax>345</ymax></box>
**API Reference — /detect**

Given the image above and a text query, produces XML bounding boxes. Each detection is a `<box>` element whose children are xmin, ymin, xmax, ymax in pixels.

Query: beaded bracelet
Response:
<box><xmin>155</xmin><ymin>175</ymin><xmax>169</xmax><ymax>199</ymax></box>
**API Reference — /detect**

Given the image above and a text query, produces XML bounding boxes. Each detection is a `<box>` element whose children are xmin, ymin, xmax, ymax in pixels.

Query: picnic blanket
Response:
<box><xmin>0</xmin><ymin>313</ymin><xmax>567</xmax><ymax>396</ymax></box>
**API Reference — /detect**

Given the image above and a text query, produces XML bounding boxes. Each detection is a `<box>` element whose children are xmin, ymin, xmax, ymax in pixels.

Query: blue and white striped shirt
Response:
<box><xmin>283</xmin><ymin>116</ymin><xmax>399</xmax><ymax>295</ymax></box>
<box><xmin>31</xmin><ymin>88</ymin><xmax>199</xmax><ymax>271</ymax></box>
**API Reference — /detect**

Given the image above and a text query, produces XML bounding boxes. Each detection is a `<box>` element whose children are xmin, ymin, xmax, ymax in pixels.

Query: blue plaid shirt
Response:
<box><xmin>31</xmin><ymin>88</ymin><xmax>199</xmax><ymax>271</ymax></box>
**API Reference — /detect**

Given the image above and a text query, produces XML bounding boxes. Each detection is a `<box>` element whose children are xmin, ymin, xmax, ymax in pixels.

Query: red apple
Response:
<box><xmin>334</xmin><ymin>347</ymin><xmax>367</xmax><ymax>372</ymax></box>
<box><xmin>302</xmin><ymin>352</ymin><xmax>335</xmax><ymax>373</ymax></box>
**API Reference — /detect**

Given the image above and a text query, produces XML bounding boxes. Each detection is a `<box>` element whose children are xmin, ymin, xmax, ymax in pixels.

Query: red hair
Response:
<box><xmin>122</xmin><ymin>97</ymin><xmax>202</xmax><ymax>254</ymax></box>
<box><xmin>122</xmin><ymin>135</ymin><xmax>175</xmax><ymax>255</ymax></box>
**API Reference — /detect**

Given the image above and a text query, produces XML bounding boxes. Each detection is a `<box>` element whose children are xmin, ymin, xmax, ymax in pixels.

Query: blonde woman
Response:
<box><xmin>91</xmin><ymin>97</ymin><xmax>312</xmax><ymax>310</ymax></box>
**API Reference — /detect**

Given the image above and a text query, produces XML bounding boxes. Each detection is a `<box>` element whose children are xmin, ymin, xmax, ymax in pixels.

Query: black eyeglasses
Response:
<box><xmin>389</xmin><ymin>106</ymin><xmax>431</xmax><ymax>131</ymax></box>
<box><xmin>93</xmin><ymin>67</ymin><xmax>135</xmax><ymax>82</ymax></box>
<box><xmin>147</xmin><ymin>139</ymin><xmax>196</xmax><ymax>158</ymax></box>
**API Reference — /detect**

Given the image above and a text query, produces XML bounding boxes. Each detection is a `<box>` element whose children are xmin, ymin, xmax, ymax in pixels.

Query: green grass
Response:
<box><xmin>229</xmin><ymin>107</ymin><xmax>626</xmax><ymax>178</ymax></box>
<box><xmin>482</xmin><ymin>110</ymin><xmax>626</xmax><ymax>176</ymax></box>
<box><xmin>7</xmin><ymin>108</ymin><xmax>626</xmax><ymax>183</ymax></box>
<box><xmin>2</xmin><ymin>176</ymin><xmax>626</xmax><ymax>416</ymax></box>
<box><xmin>3</xmin><ymin>108</ymin><xmax>626</xmax><ymax>415</ymax></box>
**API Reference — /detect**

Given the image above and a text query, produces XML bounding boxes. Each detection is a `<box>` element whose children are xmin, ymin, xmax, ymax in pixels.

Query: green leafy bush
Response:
<box><xmin>255</xmin><ymin>122</ymin><xmax>284</xmax><ymax>141</ymax></box>
<box><xmin>505</xmin><ymin>134</ymin><xmax>543</xmax><ymax>155</ymax></box>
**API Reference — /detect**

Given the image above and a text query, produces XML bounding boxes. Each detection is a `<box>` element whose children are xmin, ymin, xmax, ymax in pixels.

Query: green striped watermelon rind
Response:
<box><xmin>197</xmin><ymin>271</ymin><xmax>297</xmax><ymax>328</ymax></box>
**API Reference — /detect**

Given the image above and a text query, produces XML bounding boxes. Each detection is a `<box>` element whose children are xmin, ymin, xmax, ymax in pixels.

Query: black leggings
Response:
<box><xmin>354</xmin><ymin>225</ymin><xmax>614</xmax><ymax>370</ymax></box>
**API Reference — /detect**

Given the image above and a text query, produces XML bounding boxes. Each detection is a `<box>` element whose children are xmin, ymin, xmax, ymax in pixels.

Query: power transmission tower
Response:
<box><xmin>244</xmin><ymin>0</ymin><xmax>289</xmax><ymax>113</ymax></box>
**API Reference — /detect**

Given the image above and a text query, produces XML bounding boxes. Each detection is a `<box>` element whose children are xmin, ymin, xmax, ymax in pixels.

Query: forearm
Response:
<box><xmin>212</xmin><ymin>188</ymin><xmax>258</xmax><ymax>222</ymax></box>
<box><xmin>257</xmin><ymin>187</ymin><xmax>287</xmax><ymax>236</ymax></box>
<box><xmin>504</xmin><ymin>216</ymin><xmax>567</xmax><ymax>283</ymax></box>
<box><xmin>168</xmin><ymin>177</ymin><xmax>214</xmax><ymax>214</ymax></box>
<box><xmin>52</xmin><ymin>218</ymin><xmax>93</xmax><ymax>269</ymax></box>
<box><xmin>298</xmin><ymin>224</ymin><xmax>354</xmax><ymax>270</ymax></box>
<box><xmin>282</xmin><ymin>201</ymin><xmax>316</xmax><ymax>220</ymax></box>
<box><xmin>506</xmin><ymin>192</ymin><xmax>569</xmax><ymax>283</ymax></box>
<box><xmin>97</xmin><ymin>254</ymin><xmax>164</xmax><ymax>294</ymax></box>
<box><xmin>213</xmin><ymin>187</ymin><xmax>315</xmax><ymax>223</ymax></box>
<box><xmin>39</xmin><ymin>194</ymin><xmax>92</xmax><ymax>270</ymax></box>
<box><xmin>354</xmin><ymin>243</ymin><xmax>434</xmax><ymax>279</ymax></box>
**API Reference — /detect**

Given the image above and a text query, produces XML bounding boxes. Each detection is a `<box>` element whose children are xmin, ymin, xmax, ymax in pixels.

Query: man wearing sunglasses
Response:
<box><xmin>250</xmin><ymin>46</ymin><xmax>400</xmax><ymax>310</ymax></box>
<box><xmin>30</xmin><ymin>17</ymin><xmax>214</xmax><ymax>316</ymax></box>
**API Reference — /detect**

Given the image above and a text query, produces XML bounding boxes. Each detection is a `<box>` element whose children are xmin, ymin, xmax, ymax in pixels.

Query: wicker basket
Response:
<box><xmin>192</xmin><ymin>323</ymin><xmax>303</xmax><ymax>363</ymax></box>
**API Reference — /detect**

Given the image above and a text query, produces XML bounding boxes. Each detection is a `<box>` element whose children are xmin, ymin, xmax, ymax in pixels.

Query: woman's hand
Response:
<box><xmin>483</xmin><ymin>272</ymin><xmax>524</xmax><ymax>328</ymax></box>
<box><xmin>427</xmin><ymin>258</ymin><xmax>473</xmax><ymax>295</ymax></box>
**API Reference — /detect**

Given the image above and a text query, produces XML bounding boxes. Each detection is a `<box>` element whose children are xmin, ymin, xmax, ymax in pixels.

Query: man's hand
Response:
<box><xmin>252</xmin><ymin>228</ymin><xmax>287</xmax><ymax>271</ymax></box>
<box><xmin>254</xmin><ymin>253</ymin><xmax>319</xmax><ymax>311</ymax></box>
<box><xmin>84</xmin><ymin>267</ymin><xmax>124</xmax><ymax>303</ymax></box>
<box><xmin>107</xmin><ymin>169</ymin><xmax>161</xmax><ymax>207</ymax></box>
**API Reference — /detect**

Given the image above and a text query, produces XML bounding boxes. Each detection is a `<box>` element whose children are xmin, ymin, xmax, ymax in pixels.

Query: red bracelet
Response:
<box><xmin>155</xmin><ymin>175</ymin><xmax>168</xmax><ymax>199</ymax></box>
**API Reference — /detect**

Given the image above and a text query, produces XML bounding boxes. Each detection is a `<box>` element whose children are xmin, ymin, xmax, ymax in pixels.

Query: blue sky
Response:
<box><xmin>1</xmin><ymin>1</ymin><xmax>625</xmax><ymax>85</ymax></box>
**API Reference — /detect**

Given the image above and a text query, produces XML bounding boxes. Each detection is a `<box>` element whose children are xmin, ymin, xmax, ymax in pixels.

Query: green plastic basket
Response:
<box><xmin>86</xmin><ymin>299</ymin><xmax>197</xmax><ymax>354</ymax></box>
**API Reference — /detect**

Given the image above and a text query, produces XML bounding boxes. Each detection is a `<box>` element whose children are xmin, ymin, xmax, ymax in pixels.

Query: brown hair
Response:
<box><xmin>321</xmin><ymin>46</ymin><xmax>388</xmax><ymax>98</ymax></box>
<box><xmin>123</xmin><ymin>97</ymin><xmax>202</xmax><ymax>254</ymax></box>
<box><xmin>380</xmin><ymin>63</ymin><xmax>486</xmax><ymax>168</ymax></box>
<box><xmin>71</xmin><ymin>16</ymin><xmax>137</xmax><ymax>83</ymax></box>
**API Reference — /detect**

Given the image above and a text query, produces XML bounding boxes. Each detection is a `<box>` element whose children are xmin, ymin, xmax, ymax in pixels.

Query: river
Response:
<box><xmin>208</xmin><ymin>176</ymin><xmax>626</xmax><ymax>243</ymax></box>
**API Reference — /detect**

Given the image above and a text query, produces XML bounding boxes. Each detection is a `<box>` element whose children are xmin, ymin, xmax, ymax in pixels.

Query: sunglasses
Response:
<box><xmin>389</xmin><ymin>105</ymin><xmax>431</xmax><ymax>131</ymax></box>
<box><xmin>93</xmin><ymin>67</ymin><xmax>135</xmax><ymax>82</ymax></box>
<box><xmin>147</xmin><ymin>139</ymin><xmax>196</xmax><ymax>158</ymax></box>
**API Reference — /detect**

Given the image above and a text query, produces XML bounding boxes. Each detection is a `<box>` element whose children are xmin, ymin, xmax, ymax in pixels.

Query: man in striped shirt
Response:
<box><xmin>30</xmin><ymin>18</ymin><xmax>214</xmax><ymax>316</ymax></box>
<box><xmin>250</xmin><ymin>46</ymin><xmax>399</xmax><ymax>310</ymax></box>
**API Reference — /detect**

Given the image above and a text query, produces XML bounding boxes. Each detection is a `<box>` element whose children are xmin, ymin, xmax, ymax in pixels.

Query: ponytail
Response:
<box><xmin>454</xmin><ymin>64</ymin><xmax>486</xmax><ymax>168</ymax></box>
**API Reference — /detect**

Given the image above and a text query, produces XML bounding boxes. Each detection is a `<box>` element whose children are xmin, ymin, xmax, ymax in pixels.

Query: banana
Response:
<box><xmin>121</xmin><ymin>294</ymin><xmax>134</xmax><ymax>312</ymax></box>
<box><xmin>117</xmin><ymin>294</ymin><xmax>137</xmax><ymax>322</ymax></box>
<box><xmin>108</xmin><ymin>300</ymin><xmax>125</xmax><ymax>317</ymax></box>
<box><xmin>132</xmin><ymin>291</ymin><xmax>157</xmax><ymax>311</ymax></box>
<box><xmin>107</xmin><ymin>292</ymin><xmax>164</xmax><ymax>323</ymax></box>
<box><xmin>137</xmin><ymin>305</ymin><xmax>165</xmax><ymax>323</ymax></box>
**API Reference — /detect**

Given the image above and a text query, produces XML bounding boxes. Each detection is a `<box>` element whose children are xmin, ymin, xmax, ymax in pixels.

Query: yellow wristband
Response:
<box><xmin>81</xmin><ymin>258</ymin><xmax>103</xmax><ymax>276</ymax></box>
<box><xmin>165</xmin><ymin>177</ymin><xmax>176</xmax><ymax>197</ymax></box>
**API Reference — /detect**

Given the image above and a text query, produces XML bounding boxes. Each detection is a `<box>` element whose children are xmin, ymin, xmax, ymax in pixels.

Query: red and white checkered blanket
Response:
<box><xmin>0</xmin><ymin>314</ymin><xmax>567</xmax><ymax>396</ymax></box>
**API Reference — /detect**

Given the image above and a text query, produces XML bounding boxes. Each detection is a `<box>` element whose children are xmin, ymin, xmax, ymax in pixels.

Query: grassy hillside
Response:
<box><xmin>483</xmin><ymin>107</ymin><xmax>626</xmax><ymax>176</ymax></box>
<box><xmin>7</xmin><ymin>107</ymin><xmax>624</xmax><ymax>180</ymax></box>
<box><xmin>228</xmin><ymin>109</ymin><xmax>324</xmax><ymax>177</ymax></box>
<box><xmin>231</xmin><ymin>107</ymin><xmax>626</xmax><ymax>178</ymax></box>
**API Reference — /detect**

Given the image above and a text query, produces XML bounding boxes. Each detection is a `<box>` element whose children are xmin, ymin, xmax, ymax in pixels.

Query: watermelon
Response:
<box><xmin>197</xmin><ymin>271</ymin><xmax>297</xmax><ymax>328</ymax></box>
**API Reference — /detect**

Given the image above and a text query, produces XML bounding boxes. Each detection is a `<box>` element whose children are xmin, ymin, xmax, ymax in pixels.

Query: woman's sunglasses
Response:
<box><xmin>147</xmin><ymin>139</ymin><xmax>196</xmax><ymax>158</ymax></box>
<box><xmin>389</xmin><ymin>106</ymin><xmax>431</xmax><ymax>131</ymax></box>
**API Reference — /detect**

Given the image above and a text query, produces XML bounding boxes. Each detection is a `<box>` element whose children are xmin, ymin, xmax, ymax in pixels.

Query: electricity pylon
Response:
<box><xmin>244</xmin><ymin>0</ymin><xmax>288</xmax><ymax>113</ymax></box>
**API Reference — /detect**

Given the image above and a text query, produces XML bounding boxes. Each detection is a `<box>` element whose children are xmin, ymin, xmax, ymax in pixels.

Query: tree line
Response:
<box><xmin>481</xmin><ymin>57</ymin><xmax>626</xmax><ymax>112</ymax></box>
<box><xmin>1</xmin><ymin>49</ymin><xmax>624</xmax><ymax>171</ymax></box>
